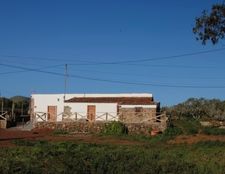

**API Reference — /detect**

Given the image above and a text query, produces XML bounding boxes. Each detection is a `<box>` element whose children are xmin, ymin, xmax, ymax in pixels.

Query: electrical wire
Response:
<box><xmin>1</xmin><ymin>63</ymin><xmax>225</xmax><ymax>89</ymax></box>
<box><xmin>0</xmin><ymin>47</ymin><xmax>225</xmax><ymax>65</ymax></box>
<box><xmin>0</xmin><ymin>64</ymin><xmax>64</xmax><ymax>75</ymax></box>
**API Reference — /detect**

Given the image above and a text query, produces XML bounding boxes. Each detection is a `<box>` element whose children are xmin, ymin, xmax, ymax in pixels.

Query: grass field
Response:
<box><xmin>1</xmin><ymin>120</ymin><xmax>225</xmax><ymax>174</ymax></box>
<box><xmin>1</xmin><ymin>136</ymin><xmax>225</xmax><ymax>173</ymax></box>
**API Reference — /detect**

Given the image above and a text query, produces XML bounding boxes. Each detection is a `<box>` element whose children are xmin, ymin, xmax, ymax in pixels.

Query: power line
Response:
<box><xmin>1</xmin><ymin>47</ymin><xmax>225</xmax><ymax>65</ymax></box>
<box><xmin>64</xmin><ymin>68</ymin><xmax>225</xmax><ymax>80</ymax></box>
<box><xmin>1</xmin><ymin>63</ymin><xmax>224</xmax><ymax>80</ymax></box>
<box><xmin>0</xmin><ymin>59</ymin><xmax>65</xmax><ymax>68</ymax></box>
<box><xmin>86</xmin><ymin>47</ymin><xmax>225</xmax><ymax>64</ymax></box>
<box><xmin>68</xmin><ymin>74</ymin><xmax>225</xmax><ymax>89</ymax></box>
<box><xmin>1</xmin><ymin>63</ymin><xmax>225</xmax><ymax>89</ymax></box>
<box><xmin>1</xmin><ymin>56</ymin><xmax>222</xmax><ymax>69</ymax></box>
<box><xmin>0</xmin><ymin>64</ymin><xmax>64</xmax><ymax>75</ymax></box>
<box><xmin>68</xmin><ymin>62</ymin><xmax>221</xmax><ymax>69</ymax></box>
<box><xmin>0</xmin><ymin>54</ymin><xmax>93</xmax><ymax>64</ymax></box>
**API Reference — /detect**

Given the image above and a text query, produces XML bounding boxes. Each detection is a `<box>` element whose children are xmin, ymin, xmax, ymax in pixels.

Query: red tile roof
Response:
<box><xmin>65</xmin><ymin>97</ymin><xmax>155</xmax><ymax>105</ymax></box>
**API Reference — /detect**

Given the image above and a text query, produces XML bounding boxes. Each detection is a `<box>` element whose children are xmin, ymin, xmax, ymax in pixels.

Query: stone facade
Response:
<box><xmin>0</xmin><ymin>120</ymin><xmax>7</xmax><ymax>129</ymax></box>
<box><xmin>119</xmin><ymin>108</ymin><xmax>157</xmax><ymax>123</ymax></box>
<box><xmin>35</xmin><ymin>117</ymin><xmax>168</xmax><ymax>136</ymax></box>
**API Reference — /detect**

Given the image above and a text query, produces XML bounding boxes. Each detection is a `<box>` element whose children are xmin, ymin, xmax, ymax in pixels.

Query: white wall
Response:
<box><xmin>32</xmin><ymin>94</ymin><xmax>119</xmax><ymax>121</ymax></box>
<box><xmin>65</xmin><ymin>103</ymin><xmax>118</xmax><ymax>121</ymax></box>
<box><xmin>32</xmin><ymin>94</ymin><xmax>63</xmax><ymax>121</ymax></box>
<box><xmin>32</xmin><ymin>94</ymin><xmax>79</xmax><ymax>121</ymax></box>
<box><xmin>31</xmin><ymin>93</ymin><xmax>154</xmax><ymax>122</ymax></box>
<box><xmin>66</xmin><ymin>93</ymin><xmax>152</xmax><ymax>97</ymax></box>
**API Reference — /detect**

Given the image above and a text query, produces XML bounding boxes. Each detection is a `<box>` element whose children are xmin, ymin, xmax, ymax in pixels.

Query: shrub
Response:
<box><xmin>163</xmin><ymin>125</ymin><xmax>183</xmax><ymax>137</ymax></box>
<box><xmin>102</xmin><ymin>121</ymin><xmax>128</xmax><ymax>136</ymax></box>
<box><xmin>173</xmin><ymin>119</ymin><xmax>201</xmax><ymax>135</ymax></box>
<box><xmin>147</xmin><ymin>124</ymin><xmax>183</xmax><ymax>143</ymax></box>
<box><xmin>52</xmin><ymin>129</ymin><xmax>69</xmax><ymax>135</ymax></box>
<box><xmin>202</xmin><ymin>127</ymin><xmax>225</xmax><ymax>135</ymax></box>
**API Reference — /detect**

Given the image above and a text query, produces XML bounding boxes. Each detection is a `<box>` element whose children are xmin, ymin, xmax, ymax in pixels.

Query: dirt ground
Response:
<box><xmin>1</xmin><ymin>128</ymin><xmax>225</xmax><ymax>147</ymax></box>
<box><xmin>169</xmin><ymin>134</ymin><xmax>225</xmax><ymax>144</ymax></box>
<box><xmin>0</xmin><ymin>128</ymin><xmax>143</xmax><ymax>147</ymax></box>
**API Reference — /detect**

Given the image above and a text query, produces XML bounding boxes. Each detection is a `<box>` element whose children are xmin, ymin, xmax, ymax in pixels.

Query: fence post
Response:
<box><xmin>106</xmin><ymin>112</ymin><xmax>108</xmax><ymax>121</ymax></box>
<box><xmin>75</xmin><ymin>112</ymin><xmax>77</xmax><ymax>120</ymax></box>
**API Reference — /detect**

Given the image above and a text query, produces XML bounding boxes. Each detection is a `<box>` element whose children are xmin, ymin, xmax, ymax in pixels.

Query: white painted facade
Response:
<box><xmin>31</xmin><ymin>93</ymin><xmax>156</xmax><ymax>122</ymax></box>
<box><xmin>64</xmin><ymin>103</ymin><xmax>118</xmax><ymax>121</ymax></box>
<box><xmin>32</xmin><ymin>94</ymin><xmax>78</xmax><ymax>121</ymax></box>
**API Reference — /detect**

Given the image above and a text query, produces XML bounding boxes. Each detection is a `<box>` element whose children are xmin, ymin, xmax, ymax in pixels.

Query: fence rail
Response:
<box><xmin>0</xmin><ymin>112</ymin><xmax>7</xmax><ymax>120</ymax></box>
<box><xmin>62</xmin><ymin>112</ymin><xmax>118</xmax><ymax>122</ymax></box>
<box><xmin>33</xmin><ymin>111</ymin><xmax>166</xmax><ymax>123</ymax></box>
<box><xmin>34</xmin><ymin>112</ymin><xmax>47</xmax><ymax>122</ymax></box>
<box><xmin>139</xmin><ymin>113</ymin><xmax>167</xmax><ymax>123</ymax></box>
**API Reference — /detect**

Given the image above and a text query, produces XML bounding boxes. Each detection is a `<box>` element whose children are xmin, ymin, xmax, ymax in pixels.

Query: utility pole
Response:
<box><xmin>11</xmin><ymin>102</ymin><xmax>15</xmax><ymax>121</ymax></box>
<box><xmin>64</xmin><ymin>64</ymin><xmax>68</xmax><ymax>101</ymax></box>
<box><xmin>0</xmin><ymin>91</ymin><xmax>3</xmax><ymax>113</ymax></box>
<box><xmin>21</xmin><ymin>101</ymin><xmax>24</xmax><ymax>115</ymax></box>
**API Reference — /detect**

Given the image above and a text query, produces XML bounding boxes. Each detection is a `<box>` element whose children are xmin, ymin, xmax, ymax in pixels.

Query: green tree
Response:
<box><xmin>193</xmin><ymin>2</ymin><xmax>225</xmax><ymax>45</ymax></box>
<box><xmin>163</xmin><ymin>98</ymin><xmax>225</xmax><ymax>120</ymax></box>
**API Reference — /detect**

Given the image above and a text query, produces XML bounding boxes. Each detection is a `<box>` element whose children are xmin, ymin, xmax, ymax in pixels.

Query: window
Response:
<box><xmin>135</xmin><ymin>107</ymin><xmax>143</xmax><ymax>113</ymax></box>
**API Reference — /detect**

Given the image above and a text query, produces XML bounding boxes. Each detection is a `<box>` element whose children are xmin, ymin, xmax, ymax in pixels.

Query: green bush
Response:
<box><xmin>163</xmin><ymin>125</ymin><xmax>183</xmax><ymax>137</ymax></box>
<box><xmin>154</xmin><ymin>119</ymin><xmax>200</xmax><ymax>142</ymax></box>
<box><xmin>202</xmin><ymin>127</ymin><xmax>225</xmax><ymax>135</ymax></box>
<box><xmin>52</xmin><ymin>129</ymin><xmax>69</xmax><ymax>135</ymax></box>
<box><xmin>102</xmin><ymin>121</ymin><xmax>128</xmax><ymax>136</ymax></box>
<box><xmin>173</xmin><ymin>119</ymin><xmax>201</xmax><ymax>135</ymax></box>
<box><xmin>144</xmin><ymin>124</ymin><xmax>183</xmax><ymax>143</ymax></box>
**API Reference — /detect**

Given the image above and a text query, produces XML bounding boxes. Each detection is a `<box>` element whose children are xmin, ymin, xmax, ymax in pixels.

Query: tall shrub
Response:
<box><xmin>102</xmin><ymin>121</ymin><xmax>128</xmax><ymax>136</ymax></box>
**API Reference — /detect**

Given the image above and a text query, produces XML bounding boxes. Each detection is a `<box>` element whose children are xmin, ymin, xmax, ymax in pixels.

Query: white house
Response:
<box><xmin>31</xmin><ymin>93</ymin><xmax>159</xmax><ymax>123</ymax></box>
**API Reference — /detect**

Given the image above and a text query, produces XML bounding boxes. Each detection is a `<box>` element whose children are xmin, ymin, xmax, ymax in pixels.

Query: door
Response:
<box><xmin>87</xmin><ymin>105</ymin><xmax>96</xmax><ymax>121</ymax></box>
<box><xmin>48</xmin><ymin>106</ymin><xmax>57</xmax><ymax>122</ymax></box>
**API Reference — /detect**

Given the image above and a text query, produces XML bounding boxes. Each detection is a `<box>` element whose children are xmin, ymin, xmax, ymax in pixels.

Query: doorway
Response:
<box><xmin>47</xmin><ymin>106</ymin><xmax>57</xmax><ymax>122</ymax></box>
<box><xmin>87</xmin><ymin>105</ymin><xmax>96</xmax><ymax>121</ymax></box>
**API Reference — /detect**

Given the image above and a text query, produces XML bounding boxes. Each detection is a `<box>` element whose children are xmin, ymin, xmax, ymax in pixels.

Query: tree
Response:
<box><xmin>193</xmin><ymin>2</ymin><xmax>225</xmax><ymax>45</ymax></box>
<box><xmin>163</xmin><ymin>98</ymin><xmax>225</xmax><ymax>120</ymax></box>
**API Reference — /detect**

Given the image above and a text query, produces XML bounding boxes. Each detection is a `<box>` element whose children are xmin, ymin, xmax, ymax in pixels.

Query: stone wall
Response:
<box><xmin>0</xmin><ymin>120</ymin><xmax>7</xmax><ymax>129</ymax></box>
<box><xmin>119</xmin><ymin>108</ymin><xmax>156</xmax><ymax>123</ymax></box>
<box><xmin>35</xmin><ymin>118</ymin><xmax>167</xmax><ymax>136</ymax></box>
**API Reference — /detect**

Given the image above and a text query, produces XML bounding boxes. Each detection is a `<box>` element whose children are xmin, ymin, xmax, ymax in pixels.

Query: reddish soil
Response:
<box><xmin>0</xmin><ymin>128</ymin><xmax>143</xmax><ymax>147</ymax></box>
<box><xmin>1</xmin><ymin>128</ymin><xmax>225</xmax><ymax>147</ymax></box>
<box><xmin>169</xmin><ymin>134</ymin><xmax>225</xmax><ymax>144</ymax></box>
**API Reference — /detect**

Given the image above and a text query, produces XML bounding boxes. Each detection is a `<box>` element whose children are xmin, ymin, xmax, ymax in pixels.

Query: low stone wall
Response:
<box><xmin>0</xmin><ymin>120</ymin><xmax>7</xmax><ymax>129</ymax></box>
<box><xmin>35</xmin><ymin>120</ymin><xmax>167</xmax><ymax>136</ymax></box>
<box><xmin>119</xmin><ymin>108</ymin><xmax>156</xmax><ymax>123</ymax></box>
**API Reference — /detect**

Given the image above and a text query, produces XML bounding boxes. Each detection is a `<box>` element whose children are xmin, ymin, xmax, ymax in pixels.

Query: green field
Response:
<box><xmin>1</xmin><ymin>120</ymin><xmax>225</xmax><ymax>174</ymax></box>
<box><xmin>0</xmin><ymin>138</ymin><xmax>225</xmax><ymax>174</ymax></box>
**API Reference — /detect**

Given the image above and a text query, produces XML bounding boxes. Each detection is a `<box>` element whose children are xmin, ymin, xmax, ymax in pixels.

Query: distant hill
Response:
<box><xmin>10</xmin><ymin>96</ymin><xmax>30</xmax><ymax>103</ymax></box>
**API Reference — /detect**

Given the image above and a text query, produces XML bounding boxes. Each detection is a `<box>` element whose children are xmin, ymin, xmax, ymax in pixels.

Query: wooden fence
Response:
<box><xmin>0</xmin><ymin>112</ymin><xmax>7</xmax><ymax>128</ymax></box>
<box><xmin>33</xmin><ymin>111</ymin><xmax>166</xmax><ymax>123</ymax></box>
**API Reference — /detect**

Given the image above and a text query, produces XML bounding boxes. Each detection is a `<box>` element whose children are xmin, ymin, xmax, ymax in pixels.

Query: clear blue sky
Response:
<box><xmin>0</xmin><ymin>0</ymin><xmax>224</xmax><ymax>106</ymax></box>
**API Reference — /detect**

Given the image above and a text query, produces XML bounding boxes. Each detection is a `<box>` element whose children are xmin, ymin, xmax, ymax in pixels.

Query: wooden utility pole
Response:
<box><xmin>0</xmin><ymin>91</ymin><xmax>3</xmax><ymax>113</ymax></box>
<box><xmin>11</xmin><ymin>102</ymin><xmax>15</xmax><ymax>122</ymax></box>
<box><xmin>21</xmin><ymin>101</ymin><xmax>24</xmax><ymax>115</ymax></box>
<box><xmin>64</xmin><ymin>64</ymin><xmax>68</xmax><ymax>101</ymax></box>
